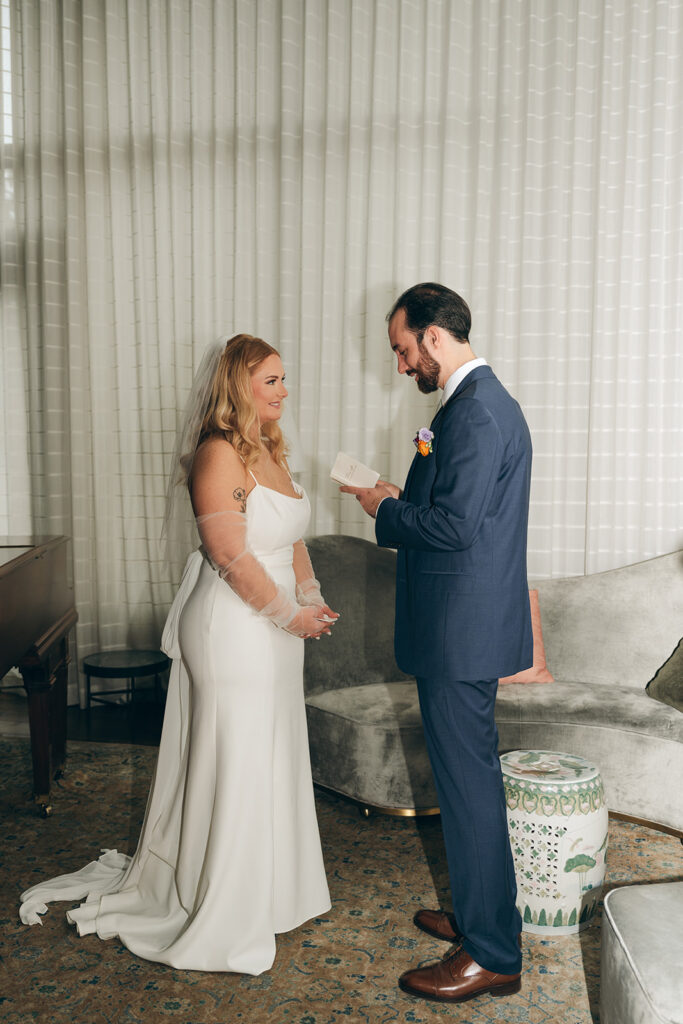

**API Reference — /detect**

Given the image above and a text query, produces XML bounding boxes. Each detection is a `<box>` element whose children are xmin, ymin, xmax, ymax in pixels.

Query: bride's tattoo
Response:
<box><xmin>233</xmin><ymin>487</ymin><xmax>247</xmax><ymax>513</ymax></box>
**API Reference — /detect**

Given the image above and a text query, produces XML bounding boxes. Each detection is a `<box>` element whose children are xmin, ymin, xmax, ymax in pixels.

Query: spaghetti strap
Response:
<box><xmin>235</xmin><ymin>452</ymin><xmax>259</xmax><ymax>488</ymax></box>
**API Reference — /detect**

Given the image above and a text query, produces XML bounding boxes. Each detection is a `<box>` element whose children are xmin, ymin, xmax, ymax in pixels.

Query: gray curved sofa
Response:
<box><xmin>304</xmin><ymin>536</ymin><xmax>683</xmax><ymax>836</ymax></box>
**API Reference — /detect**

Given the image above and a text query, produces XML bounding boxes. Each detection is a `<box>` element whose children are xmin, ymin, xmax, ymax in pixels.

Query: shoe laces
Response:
<box><xmin>443</xmin><ymin>942</ymin><xmax>465</xmax><ymax>974</ymax></box>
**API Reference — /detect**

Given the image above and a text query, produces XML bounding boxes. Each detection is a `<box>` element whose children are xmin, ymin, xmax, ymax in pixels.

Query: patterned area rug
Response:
<box><xmin>1</xmin><ymin>738</ymin><xmax>682</xmax><ymax>1024</ymax></box>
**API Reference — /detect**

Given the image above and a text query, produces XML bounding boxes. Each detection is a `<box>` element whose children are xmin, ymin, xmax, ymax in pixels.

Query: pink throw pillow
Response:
<box><xmin>499</xmin><ymin>589</ymin><xmax>554</xmax><ymax>684</ymax></box>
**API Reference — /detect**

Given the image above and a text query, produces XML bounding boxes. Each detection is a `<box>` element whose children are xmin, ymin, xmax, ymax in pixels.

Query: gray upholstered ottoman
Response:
<box><xmin>600</xmin><ymin>881</ymin><xmax>683</xmax><ymax>1024</ymax></box>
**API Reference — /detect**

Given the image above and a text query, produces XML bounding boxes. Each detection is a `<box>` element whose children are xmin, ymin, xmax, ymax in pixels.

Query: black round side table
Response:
<box><xmin>82</xmin><ymin>649</ymin><xmax>170</xmax><ymax>708</ymax></box>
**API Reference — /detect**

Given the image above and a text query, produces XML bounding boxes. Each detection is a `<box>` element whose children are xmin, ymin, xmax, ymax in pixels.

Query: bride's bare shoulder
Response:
<box><xmin>194</xmin><ymin>435</ymin><xmax>239</xmax><ymax>464</ymax></box>
<box><xmin>190</xmin><ymin>436</ymin><xmax>246</xmax><ymax>488</ymax></box>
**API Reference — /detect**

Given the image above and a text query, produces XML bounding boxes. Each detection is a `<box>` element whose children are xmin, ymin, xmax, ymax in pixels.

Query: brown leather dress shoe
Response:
<box><xmin>413</xmin><ymin>908</ymin><xmax>462</xmax><ymax>943</ymax></box>
<box><xmin>399</xmin><ymin>947</ymin><xmax>521</xmax><ymax>1003</ymax></box>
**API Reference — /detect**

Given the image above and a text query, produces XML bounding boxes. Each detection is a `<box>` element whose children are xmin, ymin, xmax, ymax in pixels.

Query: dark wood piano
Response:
<box><xmin>0</xmin><ymin>536</ymin><xmax>77</xmax><ymax>815</ymax></box>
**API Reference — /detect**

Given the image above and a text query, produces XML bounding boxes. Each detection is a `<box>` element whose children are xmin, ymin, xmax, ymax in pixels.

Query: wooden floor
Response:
<box><xmin>0</xmin><ymin>687</ymin><xmax>164</xmax><ymax>746</ymax></box>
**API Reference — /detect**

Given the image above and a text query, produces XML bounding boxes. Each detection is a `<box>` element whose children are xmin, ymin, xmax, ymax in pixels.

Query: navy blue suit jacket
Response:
<box><xmin>375</xmin><ymin>365</ymin><xmax>533</xmax><ymax>681</ymax></box>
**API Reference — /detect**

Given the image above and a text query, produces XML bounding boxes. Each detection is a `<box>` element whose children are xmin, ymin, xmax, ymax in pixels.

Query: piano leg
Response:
<box><xmin>50</xmin><ymin>637</ymin><xmax>69</xmax><ymax>779</ymax></box>
<box><xmin>24</xmin><ymin>680</ymin><xmax>53</xmax><ymax>815</ymax></box>
<box><xmin>18</xmin><ymin>611</ymin><xmax>76</xmax><ymax>816</ymax></box>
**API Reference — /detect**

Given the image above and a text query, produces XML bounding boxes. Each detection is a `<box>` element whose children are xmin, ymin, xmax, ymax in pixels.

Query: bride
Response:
<box><xmin>20</xmin><ymin>334</ymin><xmax>338</xmax><ymax>974</ymax></box>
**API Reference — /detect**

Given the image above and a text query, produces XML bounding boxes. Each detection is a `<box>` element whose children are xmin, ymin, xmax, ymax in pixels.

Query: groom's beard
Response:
<box><xmin>414</xmin><ymin>346</ymin><xmax>441</xmax><ymax>394</ymax></box>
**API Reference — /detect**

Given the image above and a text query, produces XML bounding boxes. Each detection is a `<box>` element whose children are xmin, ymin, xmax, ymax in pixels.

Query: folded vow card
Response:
<box><xmin>330</xmin><ymin>452</ymin><xmax>380</xmax><ymax>489</ymax></box>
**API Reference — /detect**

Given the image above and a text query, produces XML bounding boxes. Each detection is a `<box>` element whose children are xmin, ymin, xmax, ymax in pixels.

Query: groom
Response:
<box><xmin>341</xmin><ymin>282</ymin><xmax>532</xmax><ymax>1003</ymax></box>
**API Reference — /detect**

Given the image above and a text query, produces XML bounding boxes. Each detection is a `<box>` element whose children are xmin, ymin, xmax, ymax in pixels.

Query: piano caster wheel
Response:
<box><xmin>54</xmin><ymin>768</ymin><xmax>65</xmax><ymax>781</ymax></box>
<box><xmin>359</xmin><ymin>805</ymin><xmax>372</xmax><ymax>819</ymax></box>
<box><xmin>39</xmin><ymin>803</ymin><xmax>53</xmax><ymax>818</ymax></box>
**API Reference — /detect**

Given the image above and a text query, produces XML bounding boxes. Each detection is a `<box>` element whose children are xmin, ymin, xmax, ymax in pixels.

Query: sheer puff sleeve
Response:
<box><xmin>196</xmin><ymin>510</ymin><xmax>314</xmax><ymax>636</ymax></box>
<box><xmin>292</xmin><ymin>538</ymin><xmax>326</xmax><ymax>607</ymax></box>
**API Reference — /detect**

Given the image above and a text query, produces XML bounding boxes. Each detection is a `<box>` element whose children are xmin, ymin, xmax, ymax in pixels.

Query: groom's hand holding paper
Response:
<box><xmin>333</xmin><ymin>451</ymin><xmax>399</xmax><ymax>518</ymax></box>
<box><xmin>330</xmin><ymin>451</ymin><xmax>380</xmax><ymax>489</ymax></box>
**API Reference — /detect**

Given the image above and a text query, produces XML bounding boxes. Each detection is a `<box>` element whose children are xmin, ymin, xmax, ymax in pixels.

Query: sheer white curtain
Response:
<box><xmin>1</xmin><ymin>0</ymin><xmax>681</xmax><ymax>704</ymax></box>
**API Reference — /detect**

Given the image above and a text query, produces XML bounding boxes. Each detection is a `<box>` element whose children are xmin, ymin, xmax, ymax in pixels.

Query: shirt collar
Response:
<box><xmin>442</xmin><ymin>357</ymin><xmax>488</xmax><ymax>406</ymax></box>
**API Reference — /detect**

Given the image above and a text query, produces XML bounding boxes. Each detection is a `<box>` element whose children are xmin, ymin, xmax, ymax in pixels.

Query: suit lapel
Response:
<box><xmin>402</xmin><ymin>451</ymin><xmax>421</xmax><ymax>500</ymax></box>
<box><xmin>403</xmin><ymin>402</ymin><xmax>442</xmax><ymax>498</ymax></box>
<box><xmin>429</xmin><ymin>403</ymin><xmax>446</xmax><ymax>432</ymax></box>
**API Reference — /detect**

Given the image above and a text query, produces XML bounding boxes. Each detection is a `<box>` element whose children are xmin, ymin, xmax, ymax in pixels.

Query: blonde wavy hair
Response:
<box><xmin>195</xmin><ymin>333</ymin><xmax>289</xmax><ymax>472</ymax></box>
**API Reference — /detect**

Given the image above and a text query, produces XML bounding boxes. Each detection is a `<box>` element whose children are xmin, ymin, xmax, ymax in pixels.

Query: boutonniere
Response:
<box><xmin>413</xmin><ymin>427</ymin><xmax>434</xmax><ymax>456</ymax></box>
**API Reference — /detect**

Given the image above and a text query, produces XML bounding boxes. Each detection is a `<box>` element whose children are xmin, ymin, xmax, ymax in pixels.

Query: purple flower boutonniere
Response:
<box><xmin>413</xmin><ymin>427</ymin><xmax>434</xmax><ymax>456</ymax></box>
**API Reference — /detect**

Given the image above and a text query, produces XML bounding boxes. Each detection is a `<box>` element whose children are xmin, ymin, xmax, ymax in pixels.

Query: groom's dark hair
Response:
<box><xmin>387</xmin><ymin>282</ymin><xmax>471</xmax><ymax>344</ymax></box>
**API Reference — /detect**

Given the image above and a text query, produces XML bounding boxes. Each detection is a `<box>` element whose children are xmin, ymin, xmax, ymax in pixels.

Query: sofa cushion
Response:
<box><xmin>308</xmin><ymin>677</ymin><xmax>683</xmax><ymax>746</ymax></box>
<box><xmin>305</xmin><ymin>681</ymin><xmax>438</xmax><ymax>810</ymax></box>
<box><xmin>495</xmin><ymin>678</ymin><xmax>683</xmax><ymax>740</ymax></box>
<box><xmin>500</xmin><ymin>589</ymin><xmax>553</xmax><ymax>684</ymax></box>
<box><xmin>646</xmin><ymin>638</ymin><xmax>683</xmax><ymax>713</ymax></box>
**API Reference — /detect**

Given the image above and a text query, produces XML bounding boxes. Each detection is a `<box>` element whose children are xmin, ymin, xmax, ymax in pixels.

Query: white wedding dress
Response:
<box><xmin>20</xmin><ymin>479</ymin><xmax>331</xmax><ymax>974</ymax></box>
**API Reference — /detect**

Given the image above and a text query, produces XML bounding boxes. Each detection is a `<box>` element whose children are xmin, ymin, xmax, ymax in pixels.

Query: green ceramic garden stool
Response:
<box><xmin>83</xmin><ymin>649</ymin><xmax>170</xmax><ymax>707</ymax></box>
<box><xmin>501</xmin><ymin>749</ymin><xmax>608</xmax><ymax>935</ymax></box>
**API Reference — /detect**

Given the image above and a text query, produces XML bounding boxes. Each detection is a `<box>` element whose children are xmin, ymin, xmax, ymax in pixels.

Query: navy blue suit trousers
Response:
<box><xmin>417</xmin><ymin>674</ymin><xmax>522</xmax><ymax>974</ymax></box>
